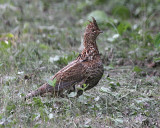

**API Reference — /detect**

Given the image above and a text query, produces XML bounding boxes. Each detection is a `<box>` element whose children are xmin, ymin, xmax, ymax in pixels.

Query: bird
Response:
<box><xmin>25</xmin><ymin>17</ymin><xmax>104</xmax><ymax>99</ymax></box>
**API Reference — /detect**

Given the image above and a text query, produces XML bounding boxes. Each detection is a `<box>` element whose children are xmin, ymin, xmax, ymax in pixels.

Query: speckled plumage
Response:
<box><xmin>25</xmin><ymin>17</ymin><xmax>104</xmax><ymax>99</ymax></box>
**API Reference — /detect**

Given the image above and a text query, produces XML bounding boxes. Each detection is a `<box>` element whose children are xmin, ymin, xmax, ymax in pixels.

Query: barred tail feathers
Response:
<box><xmin>25</xmin><ymin>83</ymin><xmax>53</xmax><ymax>100</ymax></box>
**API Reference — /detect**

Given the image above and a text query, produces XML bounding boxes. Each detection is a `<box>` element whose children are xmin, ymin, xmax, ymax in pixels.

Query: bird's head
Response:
<box><xmin>84</xmin><ymin>17</ymin><xmax>103</xmax><ymax>40</ymax></box>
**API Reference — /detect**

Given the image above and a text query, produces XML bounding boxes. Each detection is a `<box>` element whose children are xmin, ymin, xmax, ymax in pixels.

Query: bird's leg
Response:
<box><xmin>74</xmin><ymin>79</ymin><xmax>88</xmax><ymax>97</ymax></box>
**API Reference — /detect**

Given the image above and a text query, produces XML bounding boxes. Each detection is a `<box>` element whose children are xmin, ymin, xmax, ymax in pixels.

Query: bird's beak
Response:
<box><xmin>98</xmin><ymin>30</ymin><xmax>103</xmax><ymax>33</ymax></box>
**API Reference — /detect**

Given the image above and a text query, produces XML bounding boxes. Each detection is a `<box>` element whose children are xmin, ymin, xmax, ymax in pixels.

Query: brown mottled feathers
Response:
<box><xmin>25</xmin><ymin>17</ymin><xmax>104</xmax><ymax>99</ymax></box>
<box><xmin>52</xmin><ymin>60</ymin><xmax>86</xmax><ymax>91</ymax></box>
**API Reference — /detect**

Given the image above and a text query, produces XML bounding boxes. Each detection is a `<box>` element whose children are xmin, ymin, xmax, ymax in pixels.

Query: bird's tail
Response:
<box><xmin>25</xmin><ymin>83</ymin><xmax>53</xmax><ymax>100</ymax></box>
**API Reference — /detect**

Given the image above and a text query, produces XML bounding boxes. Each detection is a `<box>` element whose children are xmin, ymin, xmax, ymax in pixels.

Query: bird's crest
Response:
<box><xmin>85</xmin><ymin>17</ymin><xmax>100</xmax><ymax>33</ymax></box>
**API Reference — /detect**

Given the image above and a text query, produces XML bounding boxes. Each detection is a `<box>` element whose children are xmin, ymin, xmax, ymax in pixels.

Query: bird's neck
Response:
<box><xmin>80</xmin><ymin>35</ymin><xmax>99</xmax><ymax>59</ymax></box>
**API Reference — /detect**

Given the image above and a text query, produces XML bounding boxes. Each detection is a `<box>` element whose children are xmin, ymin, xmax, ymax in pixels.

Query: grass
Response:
<box><xmin>0</xmin><ymin>0</ymin><xmax>160</xmax><ymax>127</ymax></box>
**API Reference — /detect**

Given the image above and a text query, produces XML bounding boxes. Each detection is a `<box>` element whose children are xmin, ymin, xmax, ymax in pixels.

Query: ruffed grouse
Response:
<box><xmin>25</xmin><ymin>17</ymin><xmax>104</xmax><ymax>99</ymax></box>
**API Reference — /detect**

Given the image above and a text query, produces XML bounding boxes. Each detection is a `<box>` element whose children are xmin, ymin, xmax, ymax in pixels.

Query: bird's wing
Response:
<box><xmin>52</xmin><ymin>60</ymin><xmax>87</xmax><ymax>91</ymax></box>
